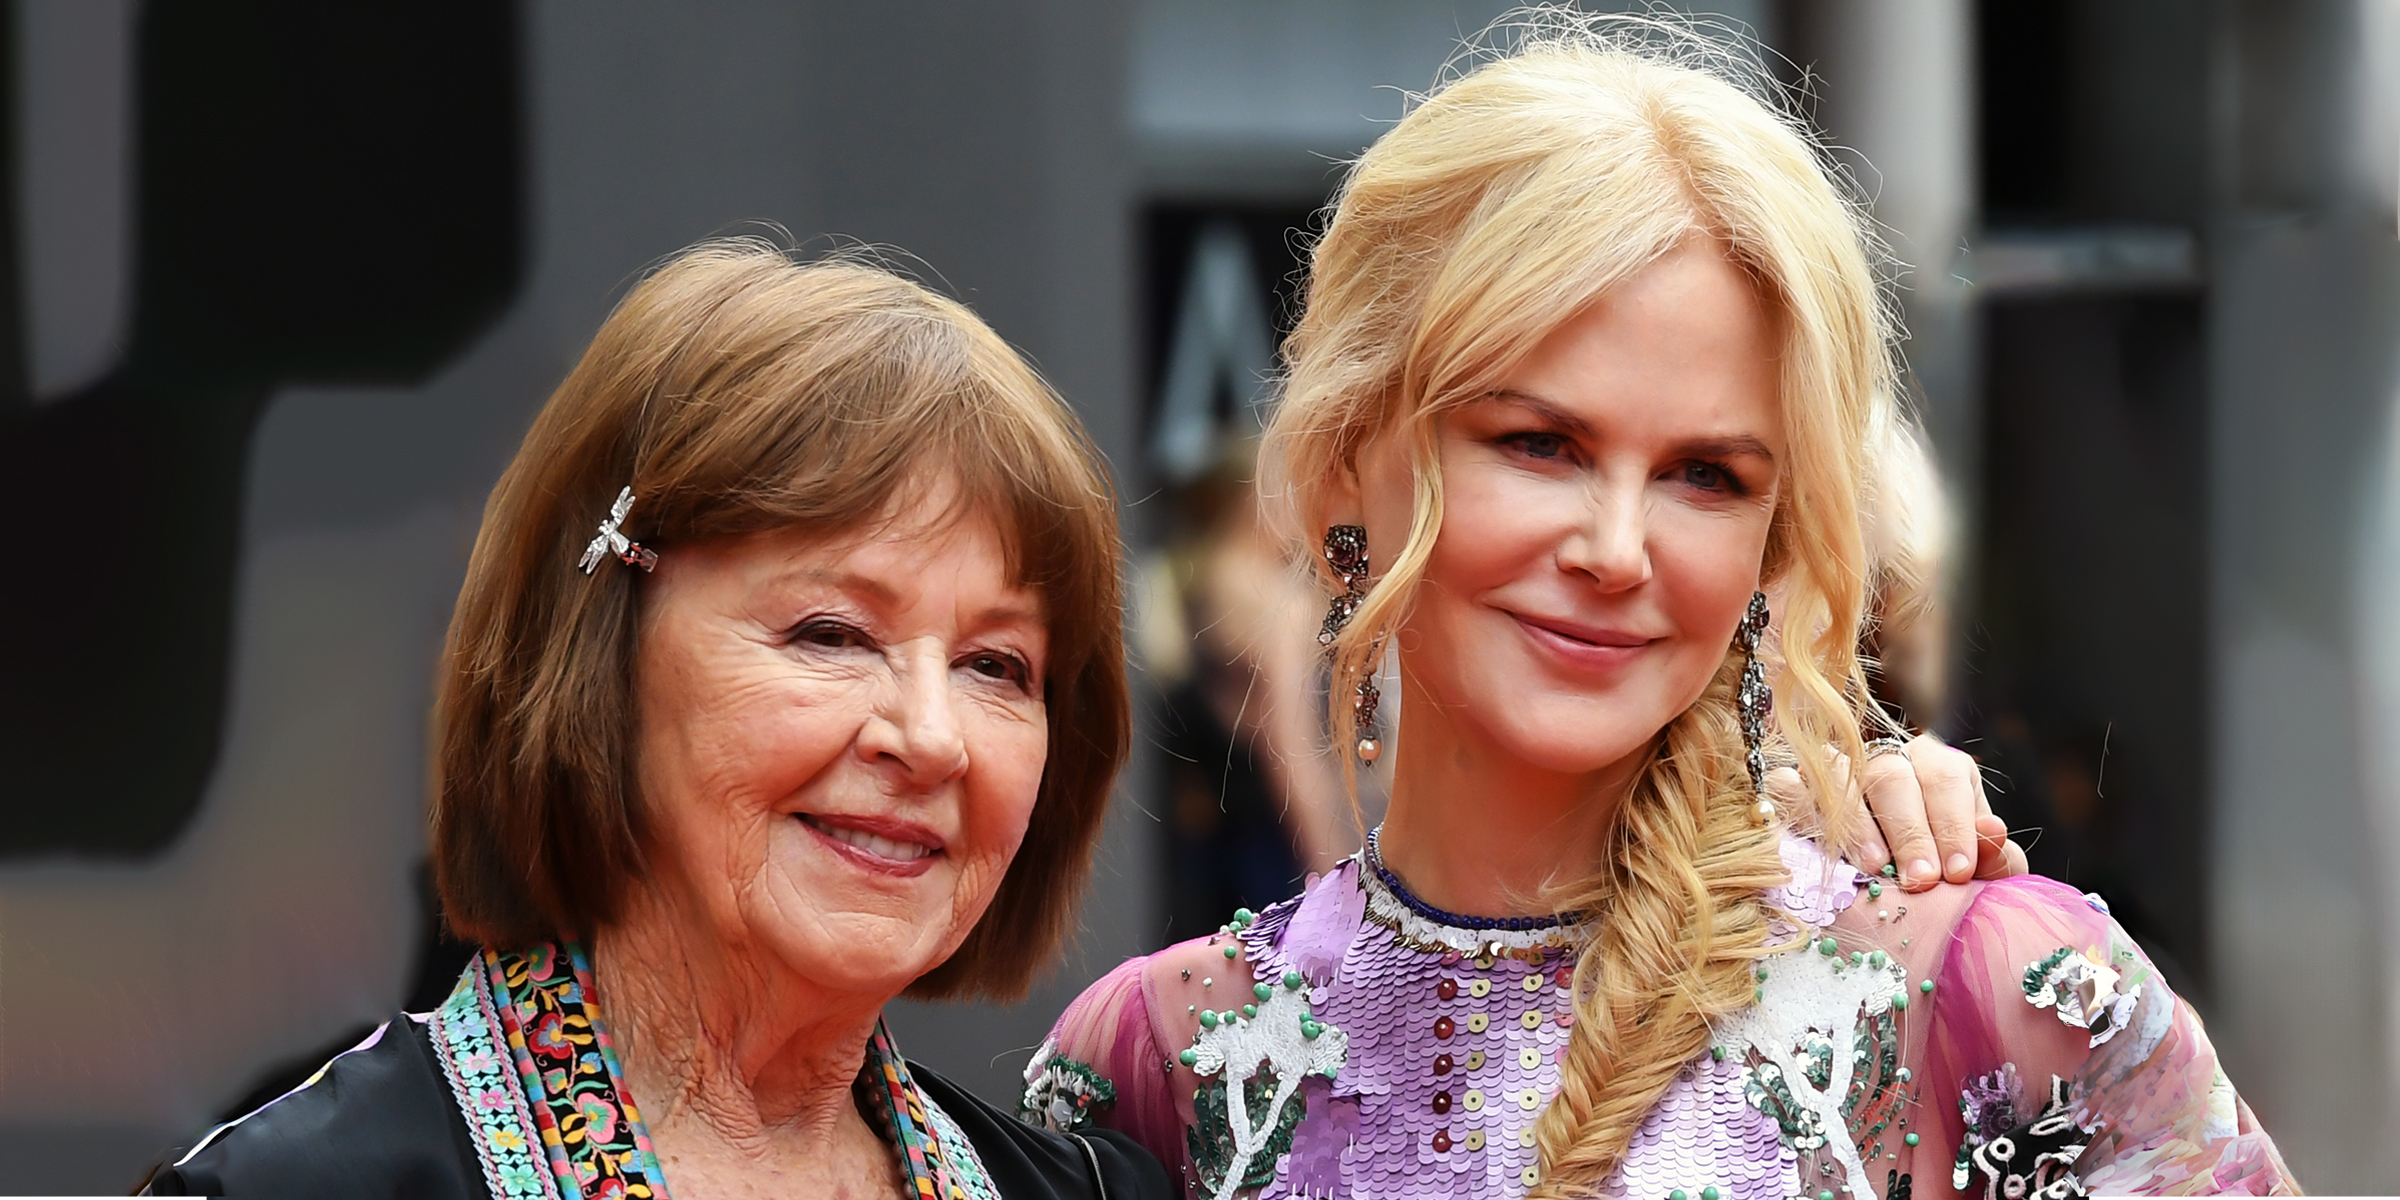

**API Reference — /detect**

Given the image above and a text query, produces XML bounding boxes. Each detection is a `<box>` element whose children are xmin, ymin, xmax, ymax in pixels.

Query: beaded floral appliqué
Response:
<box><xmin>1018</xmin><ymin>1038</ymin><xmax>1117</xmax><ymax>1135</ymax></box>
<box><xmin>1720</xmin><ymin>933</ymin><xmax>1912</xmax><ymax>1196</ymax></box>
<box><xmin>1180</xmin><ymin>960</ymin><xmax>1348</xmax><ymax>1200</ymax></box>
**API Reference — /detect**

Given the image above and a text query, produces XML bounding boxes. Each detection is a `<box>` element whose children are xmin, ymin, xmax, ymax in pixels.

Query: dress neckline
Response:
<box><xmin>1358</xmin><ymin>827</ymin><xmax>1583</xmax><ymax>956</ymax></box>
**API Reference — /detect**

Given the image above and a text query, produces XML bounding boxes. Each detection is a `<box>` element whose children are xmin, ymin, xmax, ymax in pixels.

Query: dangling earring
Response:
<box><xmin>1736</xmin><ymin>591</ymin><xmax>1774</xmax><ymax>823</ymax></box>
<box><xmin>1318</xmin><ymin>525</ymin><xmax>1383</xmax><ymax>764</ymax></box>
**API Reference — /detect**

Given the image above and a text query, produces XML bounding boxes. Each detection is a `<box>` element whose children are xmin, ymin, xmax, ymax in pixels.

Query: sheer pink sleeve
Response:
<box><xmin>1031</xmin><ymin>937</ymin><xmax>1250</xmax><ymax>1190</ymax></box>
<box><xmin>1911</xmin><ymin>875</ymin><xmax>2296</xmax><ymax>1196</ymax></box>
<box><xmin>1031</xmin><ymin>953</ymin><xmax>1189</xmax><ymax>1178</ymax></box>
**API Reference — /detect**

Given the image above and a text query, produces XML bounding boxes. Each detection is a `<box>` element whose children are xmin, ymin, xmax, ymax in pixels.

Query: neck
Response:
<box><xmin>1373</xmin><ymin>682</ymin><xmax>1645</xmax><ymax>920</ymax></box>
<box><xmin>592</xmin><ymin>881</ymin><xmax>896</xmax><ymax>1192</ymax></box>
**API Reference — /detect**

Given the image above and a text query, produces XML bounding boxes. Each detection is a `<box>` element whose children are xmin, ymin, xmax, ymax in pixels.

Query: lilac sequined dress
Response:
<box><xmin>1026</xmin><ymin>833</ymin><xmax>2294</xmax><ymax>1200</ymax></box>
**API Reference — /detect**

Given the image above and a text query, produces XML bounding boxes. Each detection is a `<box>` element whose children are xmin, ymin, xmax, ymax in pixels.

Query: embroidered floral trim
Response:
<box><xmin>860</xmin><ymin>1020</ymin><xmax>988</xmax><ymax>1200</ymax></box>
<box><xmin>1018</xmin><ymin>1040</ymin><xmax>1118</xmax><ymax>1134</ymax></box>
<box><xmin>485</xmin><ymin>945</ymin><xmax>673</xmax><ymax>1199</ymax></box>
<box><xmin>433</xmin><ymin>964</ymin><xmax>563</xmax><ymax>1200</ymax></box>
<box><xmin>1952</xmin><ymin>1071</ymin><xmax>2092</xmax><ymax>1199</ymax></box>
<box><xmin>434</xmin><ymin>944</ymin><xmax>990</xmax><ymax>1200</ymax></box>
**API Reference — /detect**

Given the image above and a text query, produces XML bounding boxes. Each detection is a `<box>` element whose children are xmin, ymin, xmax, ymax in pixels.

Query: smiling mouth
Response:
<box><xmin>798</xmin><ymin>814</ymin><xmax>943</xmax><ymax>867</ymax></box>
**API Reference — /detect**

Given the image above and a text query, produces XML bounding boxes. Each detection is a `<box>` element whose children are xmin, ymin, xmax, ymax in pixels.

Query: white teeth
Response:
<box><xmin>813</xmin><ymin>820</ymin><xmax>932</xmax><ymax>863</ymax></box>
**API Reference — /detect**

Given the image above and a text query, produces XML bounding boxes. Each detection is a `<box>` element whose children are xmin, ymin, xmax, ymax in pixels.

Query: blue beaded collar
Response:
<box><xmin>1364</xmin><ymin>826</ymin><xmax>1580</xmax><ymax>933</ymax></box>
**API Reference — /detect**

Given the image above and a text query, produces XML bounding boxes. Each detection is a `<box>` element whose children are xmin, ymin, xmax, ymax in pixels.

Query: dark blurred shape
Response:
<box><xmin>1970</xmin><ymin>295</ymin><xmax>2209</xmax><ymax>992</ymax></box>
<box><xmin>0</xmin><ymin>1</ymin><xmax>522</xmax><ymax>855</ymax></box>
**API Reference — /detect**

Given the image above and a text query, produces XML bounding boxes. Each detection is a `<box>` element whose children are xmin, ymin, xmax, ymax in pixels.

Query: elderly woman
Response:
<box><xmin>146</xmin><ymin>244</ymin><xmax>1167</xmax><ymax>1199</ymax></box>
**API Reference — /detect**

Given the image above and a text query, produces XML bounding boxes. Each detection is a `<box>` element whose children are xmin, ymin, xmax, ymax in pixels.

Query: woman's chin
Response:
<box><xmin>1475</xmin><ymin>706</ymin><xmax>1661</xmax><ymax>778</ymax></box>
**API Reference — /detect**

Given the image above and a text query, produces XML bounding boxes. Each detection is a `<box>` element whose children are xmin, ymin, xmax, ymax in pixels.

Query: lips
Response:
<box><xmin>798</xmin><ymin>813</ymin><xmax>945</xmax><ymax>876</ymax></box>
<box><xmin>1509</xmin><ymin>610</ymin><xmax>1659</xmax><ymax>670</ymax></box>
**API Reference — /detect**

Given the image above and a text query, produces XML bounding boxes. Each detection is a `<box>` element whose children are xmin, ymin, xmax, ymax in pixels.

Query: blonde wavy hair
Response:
<box><xmin>1258</xmin><ymin>12</ymin><xmax>1897</xmax><ymax>1195</ymax></box>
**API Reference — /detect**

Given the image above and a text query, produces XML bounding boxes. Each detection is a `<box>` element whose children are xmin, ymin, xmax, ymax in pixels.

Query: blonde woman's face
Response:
<box><xmin>629</xmin><ymin>495</ymin><xmax>1050</xmax><ymax>1001</ymax></box>
<box><xmin>1357</xmin><ymin>237</ymin><xmax>1782</xmax><ymax>780</ymax></box>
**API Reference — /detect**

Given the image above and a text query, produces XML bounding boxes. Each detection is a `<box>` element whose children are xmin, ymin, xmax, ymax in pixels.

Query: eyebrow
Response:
<box><xmin>798</xmin><ymin>566</ymin><xmax>1045</xmax><ymax>628</ymax></box>
<box><xmin>1482</xmin><ymin>389</ymin><xmax>1777</xmax><ymax>463</ymax></box>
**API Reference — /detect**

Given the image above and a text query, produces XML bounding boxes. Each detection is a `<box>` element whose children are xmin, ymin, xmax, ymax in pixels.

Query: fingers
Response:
<box><xmin>1972</xmin><ymin>813</ymin><xmax>2030</xmax><ymax>879</ymax></box>
<box><xmin>1907</xmin><ymin>733</ymin><xmax>1983</xmax><ymax>887</ymax></box>
<box><xmin>1859</xmin><ymin>749</ymin><xmax>1939</xmax><ymax>890</ymax></box>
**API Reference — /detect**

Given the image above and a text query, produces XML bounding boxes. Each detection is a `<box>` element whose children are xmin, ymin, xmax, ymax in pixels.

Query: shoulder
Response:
<box><xmin>914</xmin><ymin>1061</ymin><xmax>1174</xmax><ymax>1200</ymax></box>
<box><xmin>143</xmin><ymin>1016</ymin><xmax>486</xmax><ymax>1199</ymax></box>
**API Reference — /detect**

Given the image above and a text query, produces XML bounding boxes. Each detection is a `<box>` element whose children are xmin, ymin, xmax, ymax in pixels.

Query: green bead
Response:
<box><xmin>1882</xmin><ymin>862</ymin><xmax>1898</xmax><ymax>877</ymax></box>
<box><xmin>1905</xmin><ymin>1132</ymin><xmax>1921</xmax><ymax>1147</ymax></box>
<box><xmin>1891</xmin><ymin>992</ymin><xmax>1910</xmax><ymax>1011</ymax></box>
<box><xmin>1224</xmin><ymin>945</ymin><xmax>1238</xmax><ymax>959</ymax></box>
<box><xmin>1820</xmin><ymin>1191</ymin><xmax>1836</xmax><ymax>1200</ymax></box>
<box><xmin>1179</xmin><ymin>1048</ymin><xmax>1197</xmax><ymax>1065</ymax></box>
<box><xmin>1819</xmin><ymin>937</ymin><xmax>1839</xmax><ymax>956</ymax></box>
<box><xmin>1753</xmin><ymin>986</ymin><xmax>1764</xmax><ymax>1003</ymax></box>
<box><xmin>1755</xmin><ymin>967</ymin><xmax>1769</xmax><ymax>981</ymax></box>
<box><xmin>1702</xmin><ymin>1187</ymin><xmax>1721</xmax><ymax>1200</ymax></box>
<box><xmin>1920</xmin><ymin>978</ymin><xmax>1936</xmax><ymax>993</ymax></box>
<box><xmin>1255</xmin><ymin>982</ymin><xmax>1274</xmax><ymax>1001</ymax></box>
<box><xmin>1284</xmin><ymin>970</ymin><xmax>1304</xmax><ymax>989</ymax></box>
<box><xmin>1710</xmin><ymin>1045</ymin><xmax>1724</xmax><ymax>1061</ymax></box>
<box><xmin>1234</xmin><ymin>907</ymin><xmax>1255</xmax><ymax>923</ymax></box>
<box><xmin>1868</xmin><ymin>950</ymin><xmax>1888</xmax><ymax>968</ymax></box>
<box><xmin>1670</xmin><ymin>1191</ymin><xmax>1688</xmax><ymax>1200</ymax></box>
<box><xmin>1301</xmin><ymin>1020</ymin><xmax>1322</xmax><ymax>1040</ymax></box>
<box><xmin>1199</xmin><ymin>1010</ymin><xmax>1219</xmax><ymax>1029</ymax></box>
<box><xmin>1868</xmin><ymin>882</ymin><xmax>1883</xmax><ymax>899</ymax></box>
<box><xmin>1241</xmin><ymin>1004</ymin><xmax>1257</xmax><ymax>1018</ymax></box>
<box><xmin>1849</xmin><ymin>951</ymin><xmax>1865</xmax><ymax>966</ymax></box>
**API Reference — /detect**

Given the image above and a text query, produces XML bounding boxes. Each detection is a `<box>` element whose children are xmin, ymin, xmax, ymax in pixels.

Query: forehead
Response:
<box><xmin>1496</xmin><ymin>239</ymin><xmax>1779</xmax><ymax>437</ymax></box>
<box><xmin>736</xmin><ymin>499</ymin><xmax>1044</xmax><ymax>619</ymax></box>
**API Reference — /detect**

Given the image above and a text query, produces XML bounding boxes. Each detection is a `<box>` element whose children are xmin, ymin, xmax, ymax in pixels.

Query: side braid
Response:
<box><xmin>1528</xmin><ymin>655</ymin><xmax>1794</xmax><ymax>1197</ymax></box>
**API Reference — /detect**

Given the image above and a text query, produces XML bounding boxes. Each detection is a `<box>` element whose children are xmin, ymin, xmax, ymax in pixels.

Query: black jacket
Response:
<box><xmin>145</xmin><ymin>1014</ymin><xmax>1170</xmax><ymax>1200</ymax></box>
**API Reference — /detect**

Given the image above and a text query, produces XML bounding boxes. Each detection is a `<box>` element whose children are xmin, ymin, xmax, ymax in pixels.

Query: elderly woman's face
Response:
<box><xmin>632</xmin><ymin>493</ymin><xmax>1049</xmax><ymax>998</ymax></box>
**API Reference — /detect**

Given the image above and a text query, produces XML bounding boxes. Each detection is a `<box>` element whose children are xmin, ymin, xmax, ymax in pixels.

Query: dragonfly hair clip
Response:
<box><xmin>577</xmin><ymin>485</ymin><xmax>659</xmax><ymax>574</ymax></box>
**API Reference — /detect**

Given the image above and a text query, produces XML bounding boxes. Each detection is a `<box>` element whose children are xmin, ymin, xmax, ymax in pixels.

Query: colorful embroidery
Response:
<box><xmin>434</xmin><ymin>943</ymin><xmax>992</xmax><ymax>1200</ymax></box>
<box><xmin>488</xmin><ymin>945</ymin><xmax>673</xmax><ymax>1200</ymax></box>
<box><xmin>432</xmin><ymin>959</ymin><xmax>566</xmax><ymax>1200</ymax></box>
<box><xmin>861</xmin><ymin>1021</ymin><xmax>980</xmax><ymax>1200</ymax></box>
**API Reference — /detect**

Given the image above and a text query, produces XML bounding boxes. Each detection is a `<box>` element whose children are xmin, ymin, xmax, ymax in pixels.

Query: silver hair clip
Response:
<box><xmin>577</xmin><ymin>486</ymin><xmax>659</xmax><ymax>574</ymax></box>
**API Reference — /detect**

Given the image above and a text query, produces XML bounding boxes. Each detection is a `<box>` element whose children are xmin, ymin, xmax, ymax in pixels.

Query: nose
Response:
<box><xmin>1557</xmin><ymin>475</ymin><xmax>1651</xmax><ymax>591</ymax></box>
<box><xmin>855</xmin><ymin>641</ymin><xmax>969</xmax><ymax>789</ymax></box>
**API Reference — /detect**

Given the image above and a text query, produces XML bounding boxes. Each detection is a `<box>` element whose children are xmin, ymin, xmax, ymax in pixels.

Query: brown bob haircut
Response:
<box><xmin>434</xmin><ymin>240</ymin><xmax>1128</xmax><ymax>1001</ymax></box>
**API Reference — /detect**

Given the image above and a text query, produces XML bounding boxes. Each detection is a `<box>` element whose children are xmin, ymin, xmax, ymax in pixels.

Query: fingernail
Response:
<box><xmin>1864</xmin><ymin>838</ymin><xmax>1889</xmax><ymax>866</ymax></box>
<box><xmin>1946</xmin><ymin>853</ymin><xmax>1971</xmax><ymax>879</ymax></box>
<box><xmin>1908</xmin><ymin>859</ymin><xmax>1936</xmax><ymax>886</ymax></box>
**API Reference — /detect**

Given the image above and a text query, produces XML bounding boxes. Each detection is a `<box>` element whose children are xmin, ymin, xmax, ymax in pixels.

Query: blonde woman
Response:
<box><xmin>1025</xmin><ymin>17</ymin><xmax>2292</xmax><ymax>1200</ymax></box>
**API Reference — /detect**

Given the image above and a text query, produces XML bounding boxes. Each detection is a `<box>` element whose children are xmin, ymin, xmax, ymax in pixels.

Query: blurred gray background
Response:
<box><xmin>2</xmin><ymin>0</ymin><xmax>2396</xmax><ymax>1191</ymax></box>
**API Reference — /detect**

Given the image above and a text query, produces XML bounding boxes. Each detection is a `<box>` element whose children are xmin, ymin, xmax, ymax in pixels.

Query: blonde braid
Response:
<box><xmin>1527</xmin><ymin>657</ymin><xmax>1794</xmax><ymax>1197</ymax></box>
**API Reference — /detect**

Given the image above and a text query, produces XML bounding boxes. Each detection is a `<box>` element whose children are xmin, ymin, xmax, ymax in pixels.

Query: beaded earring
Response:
<box><xmin>1317</xmin><ymin>525</ymin><xmax>1383</xmax><ymax>764</ymax></box>
<box><xmin>1735</xmin><ymin>590</ymin><xmax>1774</xmax><ymax>823</ymax></box>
